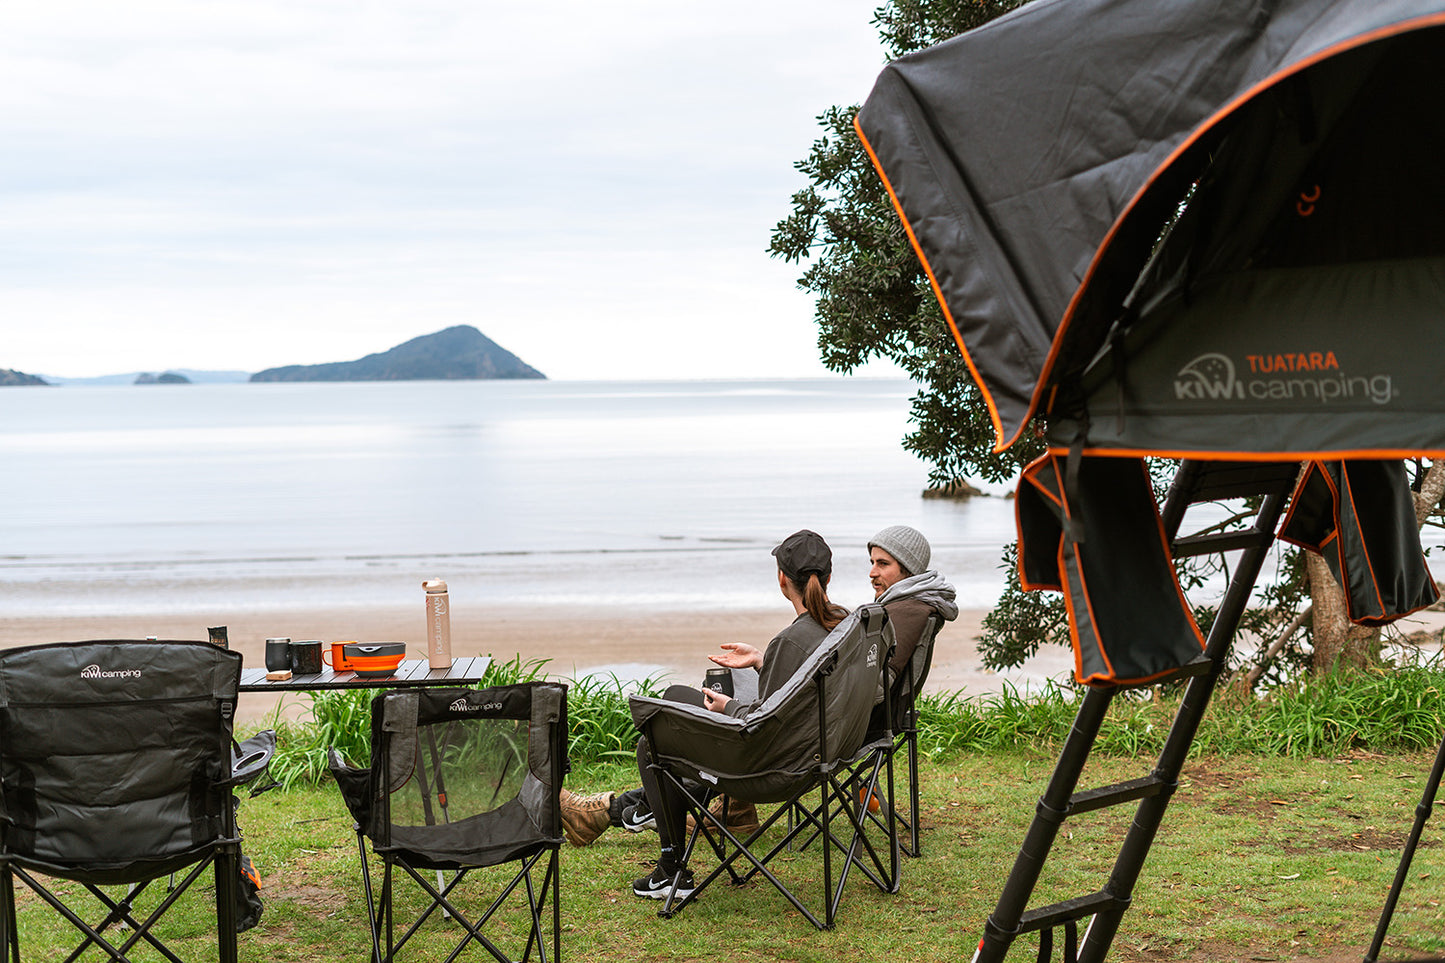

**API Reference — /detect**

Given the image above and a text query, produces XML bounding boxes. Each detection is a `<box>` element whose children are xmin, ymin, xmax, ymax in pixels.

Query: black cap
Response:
<box><xmin>772</xmin><ymin>529</ymin><xmax>832</xmax><ymax>583</ymax></box>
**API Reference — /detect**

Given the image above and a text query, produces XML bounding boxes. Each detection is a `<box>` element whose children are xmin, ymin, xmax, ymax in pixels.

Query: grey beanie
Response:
<box><xmin>868</xmin><ymin>525</ymin><xmax>930</xmax><ymax>577</ymax></box>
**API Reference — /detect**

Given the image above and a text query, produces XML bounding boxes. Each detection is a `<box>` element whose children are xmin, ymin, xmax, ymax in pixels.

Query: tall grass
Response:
<box><xmin>259</xmin><ymin>659</ymin><xmax>1445</xmax><ymax>788</ymax></box>
<box><xmin>264</xmin><ymin>656</ymin><xmax>663</xmax><ymax>788</ymax></box>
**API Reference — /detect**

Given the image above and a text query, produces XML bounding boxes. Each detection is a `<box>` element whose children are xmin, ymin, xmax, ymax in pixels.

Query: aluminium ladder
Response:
<box><xmin>972</xmin><ymin>459</ymin><xmax>1301</xmax><ymax>963</ymax></box>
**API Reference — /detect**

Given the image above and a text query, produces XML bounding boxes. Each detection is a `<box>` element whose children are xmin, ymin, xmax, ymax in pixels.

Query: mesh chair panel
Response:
<box><xmin>384</xmin><ymin>708</ymin><xmax>549</xmax><ymax>868</ymax></box>
<box><xmin>329</xmin><ymin>682</ymin><xmax>568</xmax><ymax>962</ymax></box>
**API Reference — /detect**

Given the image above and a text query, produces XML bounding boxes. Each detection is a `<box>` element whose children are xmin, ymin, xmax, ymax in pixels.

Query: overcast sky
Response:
<box><xmin>1</xmin><ymin>1</ymin><xmax>900</xmax><ymax>380</ymax></box>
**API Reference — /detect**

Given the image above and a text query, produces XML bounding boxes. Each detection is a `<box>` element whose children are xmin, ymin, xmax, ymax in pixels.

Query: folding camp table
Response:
<box><xmin>854</xmin><ymin>1</ymin><xmax>1445</xmax><ymax>959</ymax></box>
<box><xmin>239</xmin><ymin>656</ymin><xmax>492</xmax><ymax>692</ymax></box>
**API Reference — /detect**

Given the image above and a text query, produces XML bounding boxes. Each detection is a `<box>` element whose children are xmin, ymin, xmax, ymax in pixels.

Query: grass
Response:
<box><xmin>16</xmin><ymin>663</ymin><xmax>1445</xmax><ymax>961</ymax></box>
<box><xmin>14</xmin><ymin>751</ymin><xmax>1444</xmax><ymax>962</ymax></box>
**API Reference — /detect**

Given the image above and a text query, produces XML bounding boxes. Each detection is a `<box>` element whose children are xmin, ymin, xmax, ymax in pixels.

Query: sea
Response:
<box><xmin>0</xmin><ymin>379</ymin><xmax>1020</xmax><ymax>618</ymax></box>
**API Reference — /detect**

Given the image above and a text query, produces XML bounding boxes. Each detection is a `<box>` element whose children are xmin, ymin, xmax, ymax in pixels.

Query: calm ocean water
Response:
<box><xmin>0</xmin><ymin>379</ymin><xmax>1018</xmax><ymax>617</ymax></box>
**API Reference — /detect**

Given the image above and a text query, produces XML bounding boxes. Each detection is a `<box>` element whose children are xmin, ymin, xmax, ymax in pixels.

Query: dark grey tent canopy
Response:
<box><xmin>856</xmin><ymin>0</ymin><xmax>1445</xmax><ymax>458</ymax></box>
<box><xmin>856</xmin><ymin>3</ymin><xmax>1445</xmax><ymax>958</ymax></box>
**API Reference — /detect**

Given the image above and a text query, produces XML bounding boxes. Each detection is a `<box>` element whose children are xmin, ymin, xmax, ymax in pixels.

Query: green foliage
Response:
<box><xmin>911</xmin><ymin>664</ymin><xmax>1445</xmax><ymax>762</ymax></box>
<box><xmin>262</xmin><ymin>656</ymin><xmax>663</xmax><ymax>789</ymax></box>
<box><xmin>562</xmin><ymin>671</ymin><xmax>665</xmax><ymax>775</ymax></box>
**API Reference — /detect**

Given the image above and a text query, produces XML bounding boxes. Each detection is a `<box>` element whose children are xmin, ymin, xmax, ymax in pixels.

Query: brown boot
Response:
<box><xmin>559</xmin><ymin>789</ymin><xmax>614</xmax><ymax>847</ymax></box>
<box><xmin>687</xmin><ymin>796</ymin><xmax>760</xmax><ymax>840</ymax></box>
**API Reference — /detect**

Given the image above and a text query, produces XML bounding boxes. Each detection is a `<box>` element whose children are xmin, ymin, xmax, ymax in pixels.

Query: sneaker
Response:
<box><xmin>686</xmin><ymin>796</ymin><xmax>760</xmax><ymax>839</ymax></box>
<box><xmin>632</xmin><ymin>864</ymin><xmax>696</xmax><ymax>900</ymax></box>
<box><xmin>621</xmin><ymin>801</ymin><xmax>656</xmax><ymax>833</ymax></box>
<box><xmin>559</xmin><ymin>789</ymin><xmax>614</xmax><ymax>847</ymax></box>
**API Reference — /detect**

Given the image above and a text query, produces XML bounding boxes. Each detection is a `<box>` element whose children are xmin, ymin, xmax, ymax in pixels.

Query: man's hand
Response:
<box><xmin>709</xmin><ymin>642</ymin><xmax>762</xmax><ymax>670</ymax></box>
<box><xmin>702</xmin><ymin>687</ymin><xmax>731</xmax><ymax>713</ymax></box>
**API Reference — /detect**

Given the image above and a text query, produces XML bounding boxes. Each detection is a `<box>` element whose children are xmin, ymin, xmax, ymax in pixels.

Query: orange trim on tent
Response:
<box><xmin>1018</xmin><ymin>12</ymin><xmax>1445</xmax><ymax>450</ymax></box>
<box><xmin>1054</xmin><ymin>446</ymin><xmax>1445</xmax><ymax>462</ymax></box>
<box><xmin>853</xmin><ymin>114</ymin><xmax>1007</xmax><ymax>448</ymax></box>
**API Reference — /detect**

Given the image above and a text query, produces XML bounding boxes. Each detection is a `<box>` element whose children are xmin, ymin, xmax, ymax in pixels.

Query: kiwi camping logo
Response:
<box><xmin>1174</xmin><ymin>352</ymin><xmax>1394</xmax><ymax>406</ymax></box>
<box><xmin>866</xmin><ymin>643</ymin><xmax>879</xmax><ymax>669</ymax></box>
<box><xmin>449</xmin><ymin>698</ymin><xmax>501</xmax><ymax>713</ymax></box>
<box><xmin>80</xmin><ymin>664</ymin><xmax>142</xmax><ymax>680</ymax></box>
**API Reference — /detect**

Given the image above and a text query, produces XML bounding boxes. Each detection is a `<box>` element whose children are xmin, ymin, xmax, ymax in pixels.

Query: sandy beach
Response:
<box><xmin>0</xmin><ymin>603</ymin><xmax>1079</xmax><ymax>724</ymax></box>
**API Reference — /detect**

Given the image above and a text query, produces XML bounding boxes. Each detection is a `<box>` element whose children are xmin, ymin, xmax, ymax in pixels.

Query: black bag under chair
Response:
<box><xmin>0</xmin><ymin>639</ymin><xmax>275</xmax><ymax>963</ymax></box>
<box><xmin>628</xmin><ymin>604</ymin><xmax>897</xmax><ymax>930</ymax></box>
<box><xmin>329</xmin><ymin>683</ymin><xmax>568</xmax><ymax>963</ymax></box>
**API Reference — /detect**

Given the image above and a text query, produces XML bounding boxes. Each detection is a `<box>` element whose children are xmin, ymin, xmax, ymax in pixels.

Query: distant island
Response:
<box><xmin>0</xmin><ymin>368</ymin><xmax>48</xmax><ymax>386</ymax></box>
<box><xmin>135</xmin><ymin>371</ymin><xmax>192</xmax><ymax>385</ymax></box>
<box><xmin>250</xmin><ymin>325</ymin><xmax>544</xmax><ymax>382</ymax></box>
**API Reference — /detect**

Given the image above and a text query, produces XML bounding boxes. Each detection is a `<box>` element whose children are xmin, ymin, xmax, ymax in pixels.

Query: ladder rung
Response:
<box><xmin>1172</xmin><ymin>529</ymin><xmax>1273</xmax><ymax>557</ymax></box>
<box><xmin>1018</xmin><ymin>891</ymin><xmax>1120</xmax><ymax>933</ymax></box>
<box><xmin>1176</xmin><ymin>461</ymin><xmax>1298</xmax><ymax>502</ymax></box>
<box><xmin>1068</xmin><ymin>775</ymin><xmax>1165</xmax><ymax>815</ymax></box>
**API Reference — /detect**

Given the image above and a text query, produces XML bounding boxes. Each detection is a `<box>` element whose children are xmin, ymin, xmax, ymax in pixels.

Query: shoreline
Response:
<box><xmin>0</xmin><ymin>603</ymin><xmax>1079</xmax><ymax>724</ymax></box>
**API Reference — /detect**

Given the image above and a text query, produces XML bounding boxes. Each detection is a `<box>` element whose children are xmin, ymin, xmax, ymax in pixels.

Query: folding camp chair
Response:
<box><xmin>629</xmin><ymin>604</ymin><xmax>897</xmax><ymax>930</ymax></box>
<box><xmin>330</xmin><ymin>682</ymin><xmax>568</xmax><ymax>963</ymax></box>
<box><xmin>0</xmin><ymin>639</ymin><xmax>275</xmax><ymax>963</ymax></box>
<box><xmin>857</xmin><ymin>612</ymin><xmax>943</xmax><ymax>858</ymax></box>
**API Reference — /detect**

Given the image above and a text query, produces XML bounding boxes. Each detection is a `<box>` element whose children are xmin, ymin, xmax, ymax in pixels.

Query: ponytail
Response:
<box><xmin>798</xmin><ymin>572</ymin><xmax>848</xmax><ymax>631</ymax></box>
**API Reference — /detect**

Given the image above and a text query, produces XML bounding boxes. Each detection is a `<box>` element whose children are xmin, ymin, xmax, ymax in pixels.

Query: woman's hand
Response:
<box><xmin>709</xmin><ymin>642</ymin><xmax>762</xmax><ymax>670</ymax></box>
<box><xmin>702</xmin><ymin>688</ymin><xmax>731</xmax><ymax>713</ymax></box>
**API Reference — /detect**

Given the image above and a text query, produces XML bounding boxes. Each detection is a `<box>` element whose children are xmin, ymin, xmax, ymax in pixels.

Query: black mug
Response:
<box><xmin>264</xmin><ymin>638</ymin><xmax>292</xmax><ymax>672</ymax></box>
<box><xmin>291</xmin><ymin>640</ymin><xmax>323</xmax><ymax>675</ymax></box>
<box><xmin>703</xmin><ymin>666</ymin><xmax>734</xmax><ymax>698</ymax></box>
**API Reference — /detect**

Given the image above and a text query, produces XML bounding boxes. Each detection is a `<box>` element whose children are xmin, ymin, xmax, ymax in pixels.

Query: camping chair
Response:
<box><xmin>330</xmin><ymin>682</ymin><xmax>568</xmax><ymax>963</ymax></box>
<box><xmin>833</xmin><ymin>611</ymin><xmax>944</xmax><ymax>859</ymax></box>
<box><xmin>0</xmin><ymin>639</ymin><xmax>275</xmax><ymax>963</ymax></box>
<box><xmin>628</xmin><ymin>604</ymin><xmax>897</xmax><ymax>930</ymax></box>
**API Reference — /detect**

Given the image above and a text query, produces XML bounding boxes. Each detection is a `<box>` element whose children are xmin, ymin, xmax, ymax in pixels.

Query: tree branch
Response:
<box><xmin>1245</xmin><ymin>605</ymin><xmax>1313</xmax><ymax>687</ymax></box>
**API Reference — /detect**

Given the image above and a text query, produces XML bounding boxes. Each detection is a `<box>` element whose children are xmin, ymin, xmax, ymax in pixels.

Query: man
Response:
<box><xmin>867</xmin><ymin>525</ymin><xmax>958</xmax><ymax>681</ymax></box>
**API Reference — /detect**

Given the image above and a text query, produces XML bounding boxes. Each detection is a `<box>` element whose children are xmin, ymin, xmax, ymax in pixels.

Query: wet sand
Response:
<box><xmin>0</xmin><ymin>604</ymin><xmax>1079</xmax><ymax>724</ymax></box>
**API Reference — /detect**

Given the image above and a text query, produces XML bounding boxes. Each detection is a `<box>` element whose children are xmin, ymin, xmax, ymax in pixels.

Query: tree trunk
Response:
<box><xmin>1306</xmin><ymin>553</ymin><xmax>1380</xmax><ymax>673</ymax></box>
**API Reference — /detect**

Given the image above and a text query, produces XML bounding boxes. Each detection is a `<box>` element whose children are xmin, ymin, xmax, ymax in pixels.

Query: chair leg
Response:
<box><xmin>0</xmin><ymin>863</ymin><xmax>15</xmax><ymax>963</ymax></box>
<box><xmin>215</xmin><ymin>843</ymin><xmax>239</xmax><ymax>963</ymax></box>
<box><xmin>356</xmin><ymin>830</ymin><xmax>383</xmax><ymax>963</ymax></box>
<box><xmin>905</xmin><ymin>729</ymin><xmax>922</xmax><ymax>857</ymax></box>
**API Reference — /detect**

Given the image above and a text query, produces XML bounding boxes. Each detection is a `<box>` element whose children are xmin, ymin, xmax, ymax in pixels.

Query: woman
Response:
<box><xmin>557</xmin><ymin>529</ymin><xmax>849</xmax><ymax>901</ymax></box>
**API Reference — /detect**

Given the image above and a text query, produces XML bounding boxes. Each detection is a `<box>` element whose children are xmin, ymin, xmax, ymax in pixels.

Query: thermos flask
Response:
<box><xmin>424</xmin><ymin>579</ymin><xmax>452</xmax><ymax>670</ymax></box>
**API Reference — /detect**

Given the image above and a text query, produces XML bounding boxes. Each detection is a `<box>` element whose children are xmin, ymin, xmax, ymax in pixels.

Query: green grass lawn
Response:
<box><xmin>14</xmin><ymin>749</ymin><xmax>1445</xmax><ymax>962</ymax></box>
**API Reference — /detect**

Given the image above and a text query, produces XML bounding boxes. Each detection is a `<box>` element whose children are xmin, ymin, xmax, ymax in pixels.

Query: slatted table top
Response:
<box><xmin>239</xmin><ymin>656</ymin><xmax>492</xmax><ymax>691</ymax></box>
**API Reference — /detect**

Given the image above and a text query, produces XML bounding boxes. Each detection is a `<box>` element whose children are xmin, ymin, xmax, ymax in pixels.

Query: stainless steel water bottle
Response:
<box><xmin>424</xmin><ymin>579</ymin><xmax>452</xmax><ymax>670</ymax></box>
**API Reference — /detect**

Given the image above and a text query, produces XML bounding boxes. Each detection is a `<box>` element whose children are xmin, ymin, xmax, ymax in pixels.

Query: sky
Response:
<box><xmin>0</xmin><ymin>1</ymin><xmax>903</xmax><ymax>380</ymax></box>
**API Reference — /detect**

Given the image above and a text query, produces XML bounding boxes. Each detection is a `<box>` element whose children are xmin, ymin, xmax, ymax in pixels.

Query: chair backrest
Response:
<box><xmin>629</xmin><ymin>604</ymin><xmax>889</xmax><ymax>803</ymax></box>
<box><xmin>0</xmin><ymin>640</ymin><xmax>241</xmax><ymax>883</ymax></box>
<box><xmin>333</xmin><ymin>682</ymin><xmax>567</xmax><ymax>867</ymax></box>
<box><xmin>889</xmin><ymin>612</ymin><xmax>944</xmax><ymax>728</ymax></box>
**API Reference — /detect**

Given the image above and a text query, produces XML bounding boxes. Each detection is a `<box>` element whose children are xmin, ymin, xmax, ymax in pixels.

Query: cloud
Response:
<box><xmin>0</xmin><ymin>0</ymin><xmax>894</xmax><ymax>379</ymax></box>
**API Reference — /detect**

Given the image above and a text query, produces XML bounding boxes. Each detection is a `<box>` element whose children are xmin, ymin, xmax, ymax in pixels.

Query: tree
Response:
<box><xmin>770</xmin><ymin>0</ymin><xmax>1445</xmax><ymax>682</ymax></box>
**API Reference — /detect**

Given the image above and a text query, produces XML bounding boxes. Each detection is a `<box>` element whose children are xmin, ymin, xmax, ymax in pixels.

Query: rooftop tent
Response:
<box><xmin>855</xmin><ymin>0</ymin><xmax>1445</xmax><ymax>459</ymax></box>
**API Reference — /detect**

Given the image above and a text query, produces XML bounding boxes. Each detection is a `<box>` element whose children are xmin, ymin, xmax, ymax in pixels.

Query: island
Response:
<box><xmin>0</xmin><ymin>368</ymin><xmax>49</xmax><ymax>386</ymax></box>
<box><xmin>135</xmin><ymin>371</ymin><xmax>192</xmax><ymax>384</ymax></box>
<box><xmin>249</xmin><ymin>325</ymin><xmax>544</xmax><ymax>382</ymax></box>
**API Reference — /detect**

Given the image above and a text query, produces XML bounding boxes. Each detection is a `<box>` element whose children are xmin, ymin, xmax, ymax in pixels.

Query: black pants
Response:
<box><xmin>636</xmin><ymin>684</ymin><xmax>706</xmax><ymax>855</ymax></box>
